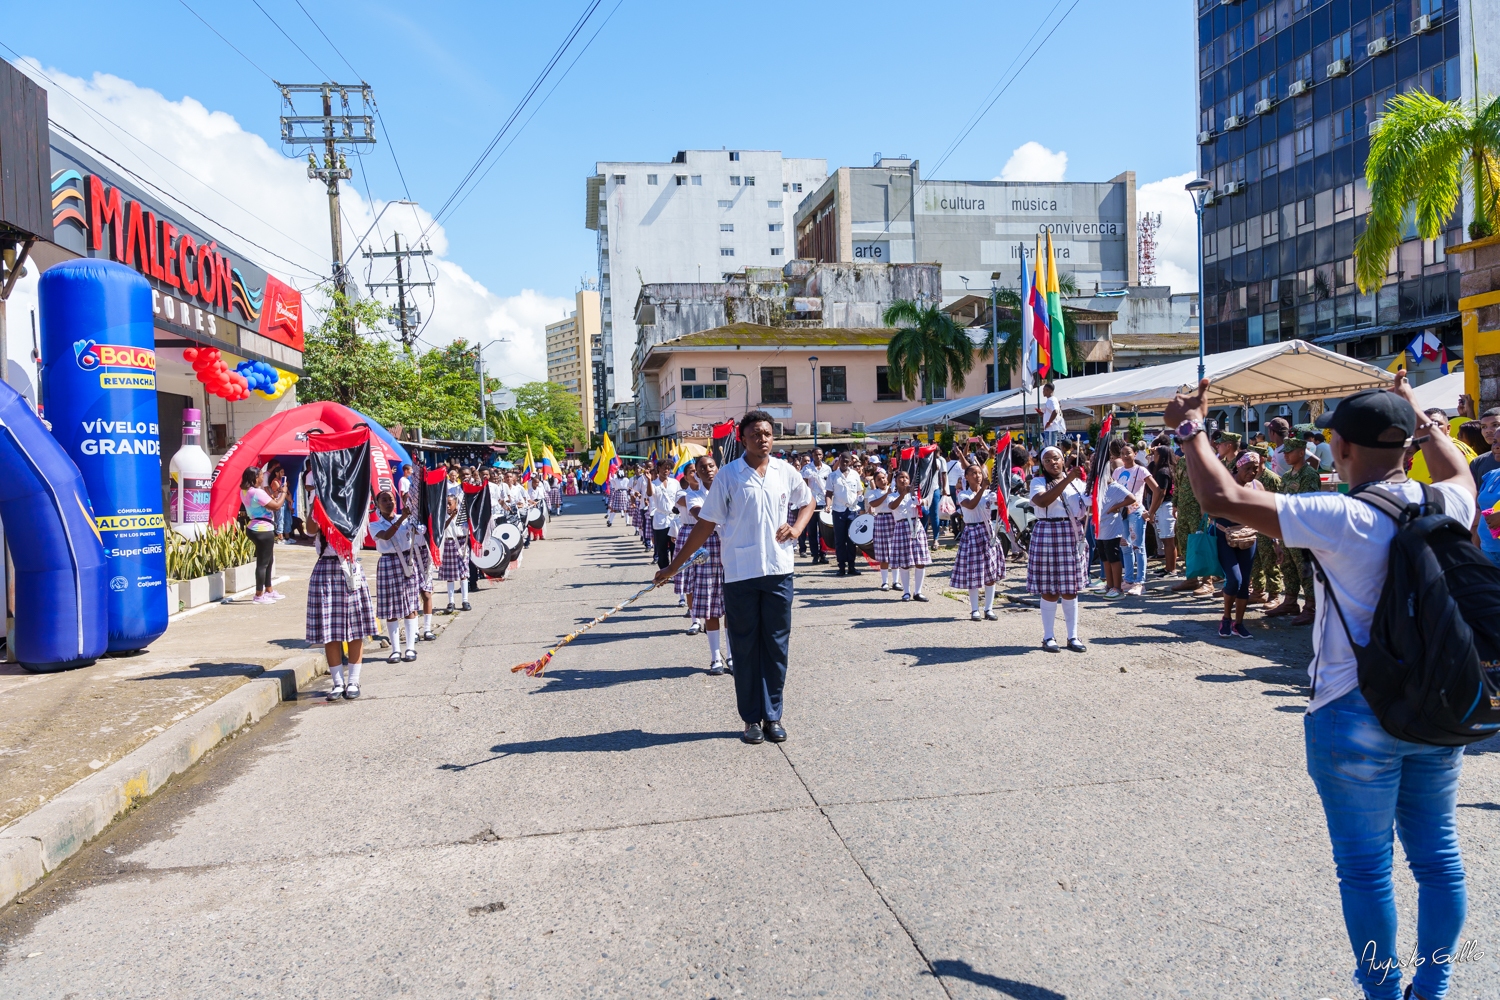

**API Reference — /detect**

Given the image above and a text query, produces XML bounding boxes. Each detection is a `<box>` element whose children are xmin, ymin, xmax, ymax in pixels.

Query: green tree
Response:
<box><xmin>493</xmin><ymin>381</ymin><xmax>587</xmax><ymax>452</ymax></box>
<box><xmin>882</xmin><ymin>299</ymin><xmax>976</xmax><ymax>405</ymax></box>
<box><xmin>300</xmin><ymin>292</ymin><xmax>419</xmax><ymax>423</ymax></box>
<box><xmin>1354</xmin><ymin>92</ymin><xmax>1500</xmax><ymax>292</ymax></box>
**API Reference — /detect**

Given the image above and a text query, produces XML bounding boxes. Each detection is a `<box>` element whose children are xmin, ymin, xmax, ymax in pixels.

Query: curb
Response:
<box><xmin>0</xmin><ymin>652</ymin><xmax>326</xmax><ymax>909</ymax></box>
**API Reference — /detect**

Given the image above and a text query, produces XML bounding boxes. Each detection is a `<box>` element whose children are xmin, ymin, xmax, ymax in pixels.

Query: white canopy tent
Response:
<box><xmin>1051</xmin><ymin>340</ymin><xmax>1393</xmax><ymax>411</ymax></box>
<box><xmin>1408</xmin><ymin>370</ymin><xmax>1464</xmax><ymax>416</ymax></box>
<box><xmin>976</xmin><ymin>367</ymin><xmax>1146</xmax><ymax>421</ymax></box>
<box><xmin>864</xmin><ymin>391</ymin><xmax>1021</xmax><ymax>433</ymax></box>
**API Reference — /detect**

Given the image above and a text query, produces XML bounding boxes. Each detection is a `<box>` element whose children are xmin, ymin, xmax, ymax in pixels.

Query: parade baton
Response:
<box><xmin>510</xmin><ymin>546</ymin><xmax>709</xmax><ymax>677</ymax></box>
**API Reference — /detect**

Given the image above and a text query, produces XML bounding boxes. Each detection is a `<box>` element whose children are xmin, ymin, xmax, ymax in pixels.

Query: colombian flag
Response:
<box><xmin>1028</xmin><ymin>235</ymin><xmax>1052</xmax><ymax>377</ymax></box>
<box><xmin>673</xmin><ymin>441</ymin><xmax>708</xmax><ymax>476</ymax></box>
<box><xmin>1045</xmin><ymin>232</ymin><xmax>1068</xmax><ymax>377</ymax></box>
<box><xmin>590</xmin><ymin>433</ymin><xmax>618</xmax><ymax>486</ymax></box>
<box><xmin>540</xmin><ymin>444</ymin><xmax>559</xmax><ymax>475</ymax></box>
<box><xmin>521</xmin><ymin>441</ymin><xmax>537</xmax><ymax>483</ymax></box>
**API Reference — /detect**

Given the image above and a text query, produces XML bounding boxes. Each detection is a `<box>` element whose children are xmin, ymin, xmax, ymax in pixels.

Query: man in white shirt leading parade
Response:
<box><xmin>656</xmin><ymin>411</ymin><xmax>814</xmax><ymax>745</ymax></box>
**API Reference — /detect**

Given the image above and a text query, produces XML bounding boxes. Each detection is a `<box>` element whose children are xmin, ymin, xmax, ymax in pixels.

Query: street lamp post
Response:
<box><xmin>990</xmin><ymin>271</ymin><xmax>1002</xmax><ymax>398</ymax></box>
<box><xmin>808</xmin><ymin>356</ymin><xmax>819</xmax><ymax>450</ymax></box>
<box><xmin>474</xmin><ymin>339</ymin><xmax>509</xmax><ymax>443</ymax></box>
<box><xmin>1185</xmin><ymin>178</ymin><xmax>1213</xmax><ymax>383</ymax></box>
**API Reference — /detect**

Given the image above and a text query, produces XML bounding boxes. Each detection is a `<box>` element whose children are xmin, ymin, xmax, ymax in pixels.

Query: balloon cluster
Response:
<box><xmin>236</xmin><ymin>360</ymin><xmax>281</xmax><ymax>394</ymax></box>
<box><xmin>255</xmin><ymin>369</ymin><xmax>299</xmax><ymax>401</ymax></box>
<box><xmin>184</xmin><ymin>346</ymin><xmax>251</xmax><ymax>401</ymax></box>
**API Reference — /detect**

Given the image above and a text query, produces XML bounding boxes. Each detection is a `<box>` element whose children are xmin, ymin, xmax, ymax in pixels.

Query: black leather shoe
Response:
<box><xmin>741</xmin><ymin>722</ymin><xmax>764</xmax><ymax>744</ymax></box>
<box><xmin>847</xmin><ymin>568</ymin><xmax>861</xmax><ymax>576</ymax></box>
<box><xmin>1041</xmin><ymin>638</ymin><xmax>1060</xmax><ymax>652</ymax></box>
<box><xmin>762</xmin><ymin>719</ymin><xmax>787</xmax><ymax>742</ymax></box>
<box><xmin>1066</xmin><ymin>638</ymin><xmax>1086</xmax><ymax>653</ymax></box>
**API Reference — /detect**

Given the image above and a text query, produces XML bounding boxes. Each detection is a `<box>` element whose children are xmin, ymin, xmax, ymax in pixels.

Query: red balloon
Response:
<box><xmin>183</xmin><ymin>348</ymin><xmax>198</xmax><ymax>362</ymax></box>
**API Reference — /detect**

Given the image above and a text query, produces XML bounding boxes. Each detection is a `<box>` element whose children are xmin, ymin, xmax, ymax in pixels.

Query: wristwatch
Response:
<box><xmin>1175</xmin><ymin>419</ymin><xmax>1205</xmax><ymax>441</ymax></box>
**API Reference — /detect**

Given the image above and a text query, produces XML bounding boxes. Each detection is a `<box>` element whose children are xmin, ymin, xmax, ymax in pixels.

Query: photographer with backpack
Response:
<box><xmin>1166</xmin><ymin>371</ymin><xmax>1487</xmax><ymax>1000</ymax></box>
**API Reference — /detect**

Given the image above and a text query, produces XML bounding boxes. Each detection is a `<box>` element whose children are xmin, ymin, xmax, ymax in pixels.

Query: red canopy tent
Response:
<box><xmin>208</xmin><ymin>401</ymin><xmax>410</xmax><ymax>527</ymax></box>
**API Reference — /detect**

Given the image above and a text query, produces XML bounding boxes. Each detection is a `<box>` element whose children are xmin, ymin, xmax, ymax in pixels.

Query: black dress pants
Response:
<box><xmin>653</xmin><ymin>527</ymin><xmax>675</xmax><ymax>569</ymax></box>
<box><xmin>833</xmin><ymin>509</ymin><xmax>857</xmax><ymax>571</ymax></box>
<box><xmin>722</xmin><ymin>573</ymin><xmax>793</xmax><ymax>723</ymax></box>
<box><xmin>800</xmin><ymin>507</ymin><xmax>826</xmax><ymax>562</ymax></box>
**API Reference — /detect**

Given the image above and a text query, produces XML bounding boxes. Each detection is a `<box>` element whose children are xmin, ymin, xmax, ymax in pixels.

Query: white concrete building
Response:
<box><xmin>585</xmin><ymin>150</ymin><xmax>827</xmax><ymax>417</ymax></box>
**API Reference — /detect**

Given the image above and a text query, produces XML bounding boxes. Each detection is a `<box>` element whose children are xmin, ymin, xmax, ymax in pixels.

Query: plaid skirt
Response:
<box><xmin>951</xmin><ymin>522</ymin><xmax>1003</xmax><ymax>588</ymax></box>
<box><xmin>688</xmin><ymin>531</ymin><xmax>725</xmax><ymax>619</ymax></box>
<box><xmin>305</xmin><ymin>556</ymin><xmax>377</xmax><ymax>645</ymax></box>
<box><xmin>414</xmin><ymin>538</ymin><xmax>433</xmax><ymax>593</ymax></box>
<box><xmin>1027</xmin><ymin>518</ymin><xmax>1084</xmax><ymax>595</ymax></box>
<box><xmin>608</xmin><ymin>489</ymin><xmax>630</xmax><ymax>512</ymax></box>
<box><xmin>888</xmin><ymin>517</ymin><xmax>931</xmax><ymax>568</ymax></box>
<box><xmin>547</xmin><ymin>484</ymin><xmax>562</xmax><ymax>509</ymax></box>
<box><xmin>674</xmin><ymin>522</ymin><xmax>697</xmax><ymax>595</ymax></box>
<box><xmin>375</xmin><ymin>552</ymin><xmax>421</xmax><ymax>620</ymax></box>
<box><xmin>640</xmin><ymin>510</ymin><xmax>653</xmax><ymax>545</ymax></box>
<box><xmin>439</xmin><ymin>536</ymin><xmax>469</xmax><ymax>582</ymax></box>
<box><xmin>872</xmin><ymin>512</ymin><xmax>898</xmax><ymax>564</ymax></box>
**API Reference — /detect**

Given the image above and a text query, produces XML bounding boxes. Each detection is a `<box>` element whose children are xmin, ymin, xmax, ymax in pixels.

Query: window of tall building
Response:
<box><xmin>791</xmin><ymin>183</ymin><xmax>803</xmax><ymax>192</ymax></box>
<box><xmin>770</xmin><ymin>248</ymin><xmax>783</xmax><ymax>256</ymax></box>
<box><xmin>1231</xmin><ymin>222</ymin><xmax>1247</xmax><ymax>250</ymax></box>
<box><xmin>692</xmin><ymin>175</ymin><xmax>703</xmax><ymax>185</ymax></box>
<box><xmin>612</xmin><ymin>174</ymin><xmax>625</xmax><ymax>184</ymax></box>
<box><xmin>675</xmin><ymin>175</ymin><xmax>687</xmax><ymax>185</ymax></box>
<box><xmin>768</xmin><ymin>200</ymin><xmax>782</xmax><ymax>209</ymax></box>
<box><xmin>647</xmin><ymin>174</ymin><xmax>658</xmax><ymax>185</ymax></box>
<box><xmin>718</xmin><ymin>200</ymin><xmax>733</xmax><ymax>208</ymax></box>
<box><xmin>744</xmin><ymin>176</ymin><xmax>755</xmax><ymax>186</ymax></box>
<box><xmin>768</xmin><ymin>223</ymin><xmax>783</xmax><ymax>232</ymax></box>
<box><xmin>720</xmin><ymin>248</ymin><xmax>735</xmax><ymax>257</ymax></box>
<box><xmin>760</xmin><ymin>367</ymin><xmax>788</xmax><ymax>404</ymax></box>
<box><xmin>729</xmin><ymin>151</ymin><xmax>740</xmax><ymax>161</ymax></box>
<box><xmin>681</xmin><ymin>368</ymin><xmax>697</xmax><ymax>383</ymax></box>
<box><xmin>1204</xmin><ymin>231</ymin><xmax>1219</xmax><ymax>257</ymax></box>
<box><xmin>819</xmin><ymin>366</ymin><xmax>847</xmax><ymax>403</ymax></box>
<box><xmin>720</xmin><ymin>223</ymin><xmax>734</xmax><ymax>232</ymax></box>
<box><xmin>729</xmin><ymin>176</ymin><xmax>741</xmax><ymax>186</ymax></box>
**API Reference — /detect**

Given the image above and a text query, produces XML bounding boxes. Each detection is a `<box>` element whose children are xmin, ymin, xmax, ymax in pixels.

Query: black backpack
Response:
<box><xmin>1312</xmin><ymin>483</ymin><xmax>1500</xmax><ymax>746</ymax></box>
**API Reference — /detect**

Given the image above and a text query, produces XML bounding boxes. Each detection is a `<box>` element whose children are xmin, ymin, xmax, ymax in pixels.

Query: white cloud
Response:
<box><xmin>7</xmin><ymin>58</ymin><xmax>566</xmax><ymax>386</ymax></box>
<box><xmin>996</xmin><ymin>142</ymin><xmax>1068</xmax><ymax>183</ymax></box>
<box><xmin>1136</xmin><ymin>172</ymin><xmax>1201</xmax><ymax>292</ymax></box>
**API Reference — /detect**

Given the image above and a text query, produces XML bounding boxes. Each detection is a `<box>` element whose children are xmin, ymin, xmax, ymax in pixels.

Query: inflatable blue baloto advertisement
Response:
<box><xmin>39</xmin><ymin>258</ymin><xmax>168</xmax><ymax>652</ymax></box>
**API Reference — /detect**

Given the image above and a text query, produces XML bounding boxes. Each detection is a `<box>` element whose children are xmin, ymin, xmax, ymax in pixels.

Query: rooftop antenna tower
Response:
<box><xmin>1137</xmin><ymin>211</ymin><xmax>1162</xmax><ymax>287</ymax></box>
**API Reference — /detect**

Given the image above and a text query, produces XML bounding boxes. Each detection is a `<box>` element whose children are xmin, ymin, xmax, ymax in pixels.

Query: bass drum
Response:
<box><xmin>472</xmin><ymin>534</ymin><xmax>508</xmax><ymax>574</ymax></box>
<box><xmin>496</xmin><ymin>521</ymin><xmax>524</xmax><ymax>558</ymax></box>
<box><xmin>526</xmin><ymin>506</ymin><xmax>544</xmax><ymax>526</ymax></box>
<box><xmin>848</xmin><ymin>513</ymin><xmax>876</xmax><ymax>554</ymax></box>
<box><xmin>817</xmin><ymin>510</ymin><xmax>835</xmax><ymax>552</ymax></box>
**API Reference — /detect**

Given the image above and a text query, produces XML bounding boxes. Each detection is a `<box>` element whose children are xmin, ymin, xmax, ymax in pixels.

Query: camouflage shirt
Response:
<box><xmin>1278</xmin><ymin>463</ymin><xmax>1321</xmax><ymax>496</ymax></box>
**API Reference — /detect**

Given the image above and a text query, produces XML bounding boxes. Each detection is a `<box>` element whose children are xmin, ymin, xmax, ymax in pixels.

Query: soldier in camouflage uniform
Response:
<box><xmin>1247</xmin><ymin>445</ymin><xmax>1283</xmax><ymax>602</ymax></box>
<box><xmin>1265</xmin><ymin>436</ymin><xmax>1322</xmax><ymax>625</ymax></box>
<box><xmin>1170</xmin><ymin>452</ymin><xmax>1208</xmax><ymax>593</ymax></box>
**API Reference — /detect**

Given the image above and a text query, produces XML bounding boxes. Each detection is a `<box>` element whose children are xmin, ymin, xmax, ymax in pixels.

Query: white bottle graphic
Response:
<box><xmin>168</xmin><ymin>407</ymin><xmax>214</xmax><ymax>538</ymax></box>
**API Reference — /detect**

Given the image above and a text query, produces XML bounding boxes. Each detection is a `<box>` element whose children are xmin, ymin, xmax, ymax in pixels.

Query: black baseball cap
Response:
<box><xmin>1315</xmin><ymin>388</ymin><xmax>1416</xmax><ymax>448</ymax></box>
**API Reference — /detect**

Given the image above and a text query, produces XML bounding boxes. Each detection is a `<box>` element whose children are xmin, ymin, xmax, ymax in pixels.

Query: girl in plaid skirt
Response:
<box><xmin>1027</xmin><ymin>447</ymin><xmax>1088</xmax><ymax>653</ymax></box>
<box><xmin>305</xmin><ymin>519</ymin><xmax>376</xmax><ymax>700</ymax></box>
<box><xmin>439</xmin><ymin>495</ymin><xmax>471</xmax><ymax>612</ymax></box>
<box><xmin>951</xmin><ymin>465</ymin><xmax>1003</xmax><ymax>620</ymax></box>
<box><xmin>863</xmin><ymin>466</ymin><xmax>897</xmax><ymax>591</ymax></box>
<box><xmin>371</xmin><ymin>491</ymin><xmax>421</xmax><ymax>663</ymax></box>
<box><xmin>888</xmin><ymin>470</ymin><xmax>931</xmax><ymax>601</ymax></box>
<box><xmin>689</xmin><ymin>455</ymin><xmax>731</xmax><ymax>674</ymax></box>
<box><xmin>607</xmin><ymin>471</ymin><xmax>630</xmax><ymax>525</ymax></box>
<box><xmin>674</xmin><ymin>463</ymin><xmax>706</xmax><ymax>623</ymax></box>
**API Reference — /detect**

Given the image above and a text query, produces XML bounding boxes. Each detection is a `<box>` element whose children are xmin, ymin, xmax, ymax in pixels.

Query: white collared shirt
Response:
<box><xmin>677</xmin><ymin>485</ymin><xmax>706</xmax><ymax>527</ymax></box>
<box><xmin>801</xmin><ymin>461</ymin><xmax>830</xmax><ymax>506</ymax></box>
<box><xmin>698</xmin><ymin>456</ymin><xmax>813</xmax><ymax>583</ymax></box>
<box><xmin>370</xmin><ymin>514</ymin><xmax>415</xmax><ymax>554</ymax></box>
<box><xmin>864</xmin><ymin>486</ymin><xmax>892</xmax><ymax>514</ymax></box>
<box><xmin>649</xmin><ymin>476</ymin><xmax>682</xmax><ymax>529</ymax></box>
<box><xmin>955</xmin><ymin>488</ymin><xmax>996</xmax><ymax>524</ymax></box>
<box><xmin>830</xmin><ymin>469</ymin><xmax>864</xmax><ymax>512</ymax></box>
<box><xmin>891</xmin><ymin>492</ymin><xmax>923</xmax><ymax>521</ymax></box>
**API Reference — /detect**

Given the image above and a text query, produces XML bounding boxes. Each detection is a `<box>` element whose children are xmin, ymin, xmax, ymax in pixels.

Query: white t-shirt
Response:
<box><xmin>956</xmin><ymin>488</ymin><xmax>996</xmax><ymax>524</ymax></box>
<box><xmin>698</xmin><ymin>456</ymin><xmax>812</xmax><ymax>583</ymax></box>
<box><xmin>649</xmin><ymin>476</ymin><xmax>682</xmax><ymax>529</ymax></box>
<box><xmin>1028</xmin><ymin>477</ymin><xmax>1087</xmax><ymax>520</ymax></box>
<box><xmin>945</xmin><ymin>459</ymin><xmax>965</xmax><ymax>495</ymax></box>
<box><xmin>1113</xmin><ymin>464</ymin><xmax>1150</xmax><ymax>503</ymax></box>
<box><xmin>1269</xmin><ymin>444</ymin><xmax>1290</xmax><ymax>476</ymax></box>
<box><xmin>1040</xmin><ymin>395</ymin><xmax>1064</xmax><ymax>433</ymax></box>
<box><xmin>1277</xmin><ymin>479</ymin><xmax>1475</xmax><ymax>713</ymax></box>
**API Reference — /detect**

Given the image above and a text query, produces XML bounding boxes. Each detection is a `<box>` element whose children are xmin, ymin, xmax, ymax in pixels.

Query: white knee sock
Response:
<box><xmin>913</xmin><ymin>567</ymin><xmax>925</xmax><ymax>594</ymax></box>
<box><xmin>460</xmin><ymin>579</ymin><xmax>468</xmax><ymax>602</ymax></box>
<box><xmin>968</xmin><ymin>587</ymin><xmax>980</xmax><ymax>612</ymax></box>
<box><xmin>1041</xmin><ymin>599</ymin><xmax>1058</xmax><ymax>641</ymax></box>
<box><xmin>387</xmin><ymin>621</ymin><xmax>402</xmax><ymax>653</ymax></box>
<box><xmin>446</xmin><ymin>581</ymin><xmax>456</xmax><ymax>604</ymax></box>
<box><xmin>1062</xmin><ymin>598</ymin><xmax>1079</xmax><ymax>641</ymax></box>
<box><xmin>899</xmin><ymin>568</ymin><xmax>910</xmax><ymax>594</ymax></box>
<box><xmin>880</xmin><ymin>567</ymin><xmax>889</xmax><ymax>585</ymax></box>
<box><xmin>707</xmin><ymin>629</ymin><xmax>721</xmax><ymax>661</ymax></box>
<box><xmin>331</xmin><ymin>663</ymin><xmax>344</xmax><ymax>687</ymax></box>
<box><xmin>347</xmin><ymin>661</ymin><xmax>362</xmax><ymax>686</ymax></box>
<box><xmin>423</xmin><ymin>612</ymin><xmax>432</xmax><ymax>631</ymax></box>
<box><xmin>606</xmin><ymin>513</ymin><xmax>614</xmax><ymax>526</ymax></box>
<box><xmin>404</xmin><ymin>618</ymin><xmax>418</xmax><ymax>649</ymax></box>
<box><xmin>984</xmin><ymin>584</ymin><xmax>996</xmax><ymax>612</ymax></box>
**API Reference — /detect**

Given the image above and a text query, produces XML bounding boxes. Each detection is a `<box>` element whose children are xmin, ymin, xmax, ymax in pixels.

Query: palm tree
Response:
<box><xmin>989</xmin><ymin>273</ymin><xmax>1086</xmax><ymax>382</ymax></box>
<box><xmin>882</xmin><ymin>299</ymin><xmax>975</xmax><ymax>405</ymax></box>
<box><xmin>1354</xmin><ymin>92</ymin><xmax>1500</xmax><ymax>292</ymax></box>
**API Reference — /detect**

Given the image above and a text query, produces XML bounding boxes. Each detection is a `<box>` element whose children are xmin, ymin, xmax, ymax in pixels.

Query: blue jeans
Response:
<box><xmin>1304</xmin><ymin>689</ymin><xmax>1468</xmax><ymax>1000</ymax></box>
<box><xmin>1123</xmin><ymin>509</ymin><xmax>1146</xmax><ymax>584</ymax></box>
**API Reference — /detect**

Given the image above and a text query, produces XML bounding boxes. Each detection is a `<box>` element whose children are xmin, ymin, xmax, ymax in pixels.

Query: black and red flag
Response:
<box><xmin>418</xmin><ymin>468</ymin><xmax>452</xmax><ymax>570</ymax></box>
<box><xmin>712</xmin><ymin>418</ymin><xmax>741</xmax><ymax>467</ymax></box>
<box><xmin>1089</xmin><ymin>413</ymin><xmax>1117</xmax><ymax>533</ymax></box>
<box><xmin>307</xmin><ymin>427</ymin><xmax>375</xmax><ymax>569</ymax></box>
<box><xmin>462</xmin><ymin>481</ymin><xmax>492</xmax><ymax>554</ymax></box>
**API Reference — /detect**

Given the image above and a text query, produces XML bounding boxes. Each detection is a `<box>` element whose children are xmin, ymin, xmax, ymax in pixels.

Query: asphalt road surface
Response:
<box><xmin>2</xmin><ymin>495</ymin><xmax>1497</xmax><ymax>999</ymax></box>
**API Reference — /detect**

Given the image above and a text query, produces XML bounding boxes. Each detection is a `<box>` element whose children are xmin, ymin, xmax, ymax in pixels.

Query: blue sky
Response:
<box><xmin>5</xmin><ymin>1</ymin><xmax>1198</xmax><ymax>298</ymax></box>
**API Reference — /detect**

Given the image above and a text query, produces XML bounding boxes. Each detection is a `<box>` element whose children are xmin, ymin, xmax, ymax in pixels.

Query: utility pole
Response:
<box><xmin>277</xmin><ymin>82</ymin><xmax>376</xmax><ymax>300</ymax></box>
<box><xmin>364</xmin><ymin>233</ymin><xmax>434</xmax><ymax>351</ymax></box>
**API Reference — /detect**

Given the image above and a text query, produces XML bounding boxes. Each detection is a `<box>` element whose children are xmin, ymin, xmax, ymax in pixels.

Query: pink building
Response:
<box><xmin>640</xmin><ymin>323</ymin><xmax>930</xmax><ymax>441</ymax></box>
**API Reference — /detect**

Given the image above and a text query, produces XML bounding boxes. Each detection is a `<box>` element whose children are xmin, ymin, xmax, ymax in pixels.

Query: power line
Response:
<box><xmin>441</xmin><ymin>0</ymin><xmax>626</xmax><ymax>222</ymax></box>
<box><xmin>174</xmin><ymin>0</ymin><xmax>274</xmax><ymax>81</ymax></box>
<box><xmin>422</xmin><ymin>0</ymin><xmax>607</xmax><ymax>233</ymax></box>
<box><xmin>292</xmin><ymin>0</ymin><xmax>361</xmax><ymax>77</ymax></box>
<box><xmin>249</xmin><ymin>0</ymin><xmax>334</xmax><ymax>79</ymax></box>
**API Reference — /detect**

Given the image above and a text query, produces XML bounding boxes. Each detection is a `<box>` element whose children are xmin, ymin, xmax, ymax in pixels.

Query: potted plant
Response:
<box><xmin>214</xmin><ymin>525</ymin><xmax>258</xmax><ymax>595</ymax></box>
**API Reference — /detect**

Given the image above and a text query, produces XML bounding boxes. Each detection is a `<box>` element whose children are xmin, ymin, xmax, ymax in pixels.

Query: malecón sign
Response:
<box><xmin>48</xmin><ymin>133</ymin><xmax>304</xmax><ymax>355</ymax></box>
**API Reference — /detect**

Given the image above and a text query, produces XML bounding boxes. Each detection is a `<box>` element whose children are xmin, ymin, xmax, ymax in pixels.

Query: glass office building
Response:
<box><xmin>1195</xmin><ymin>0</ymin><xmax>1463</xmax><ymax>362</ymax></box>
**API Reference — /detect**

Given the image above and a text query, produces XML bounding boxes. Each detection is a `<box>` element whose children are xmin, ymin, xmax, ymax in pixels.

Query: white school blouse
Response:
<box><xmin>697</xmin><ymin>456</ymin><xmax>812</xmax><ymax>583</ymax></box>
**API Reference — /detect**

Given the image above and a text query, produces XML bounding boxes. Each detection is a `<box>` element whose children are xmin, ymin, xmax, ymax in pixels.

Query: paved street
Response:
<box><xmin>2</xmin><ymin>495</ymin><xmax>1497</xmax><ymax>999</ymax></box>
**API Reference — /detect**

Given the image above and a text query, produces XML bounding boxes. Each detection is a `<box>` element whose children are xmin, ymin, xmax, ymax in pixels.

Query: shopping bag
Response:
<box><xmin>1184</xmin><ymin>516</ymin><xmax>1221</xmax><ymax>580</ymax></box>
